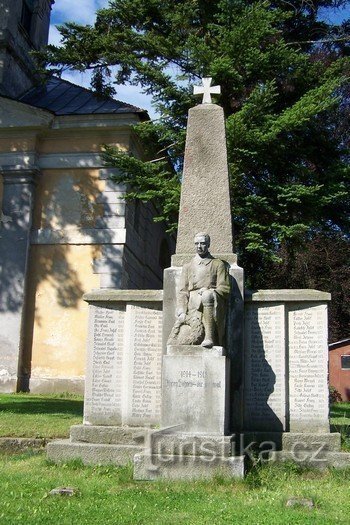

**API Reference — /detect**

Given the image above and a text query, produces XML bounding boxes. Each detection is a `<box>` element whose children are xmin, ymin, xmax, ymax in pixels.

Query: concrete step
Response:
<box><xmin>133</xmin><ymin>452</ymin><xmax>245</xmax><ymax>480</ymax></box>
<box><xmin>69</xmin><ymin>424</ymin><xmax>147</xmax><ymax>445</ymax></box>
<box><xmin>270</xmin><ymin>450</ymin><xmax>350</xmax><ymax>469</ymax></box>
<box><xmin>47</xmin><ymin>440</ymin><xmax>143</xmax><ymax>466</ymax></box>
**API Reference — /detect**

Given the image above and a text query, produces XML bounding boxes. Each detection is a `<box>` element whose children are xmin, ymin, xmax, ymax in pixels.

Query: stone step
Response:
<box><xmin>235</xmin><ymin>432</ymin><xmax>341</xmax><ymax>453</ymax></box>
<box><xmin>133</xmin><ymin>452</ymin><xmax>245</xmax><ymax>480</ymax></box>
<box><xmin>149</xmin><ymin>432</ymin><xmax>232</xmax><ymax>456</ymax></box>
<box><xmin>47</xmin><ymin>440</ymin><xmax>143</xmax><ymax>466</ymax></box>
<box><xmin>69</xmin><ymin>425</ymin><xmax>148</xmax><ymax>445</ymax></box>
<box><xmin>270</xmin><ymin>450</ymin><xmax>350</xmax><ymax>470</ymax></box>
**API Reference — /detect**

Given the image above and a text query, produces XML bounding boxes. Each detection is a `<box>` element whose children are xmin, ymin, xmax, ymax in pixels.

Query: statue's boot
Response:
<box><xmin>201</xmin><ymin>305</ymin><xmax>214</xmax><ymax>348</ymax></box>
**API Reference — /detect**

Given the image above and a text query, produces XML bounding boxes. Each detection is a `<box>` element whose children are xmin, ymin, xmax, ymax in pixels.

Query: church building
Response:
<box><xmin>0</xmin><ymin>0</ymin><xmax>172</xmax><ymax>393</ymax></box>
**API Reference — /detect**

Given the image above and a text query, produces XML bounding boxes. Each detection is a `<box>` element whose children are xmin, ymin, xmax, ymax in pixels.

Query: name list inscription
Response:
<box><xmin>123</xmin><ymin>304</ymin><xmax>163</xmax><ymax>424</ymax></box>
<box><xmin>84</xmin><ymin>305</ymin><xmax>125</xmax><ymax>425</ymax></box>
<box><xmin>244</xmin><ymin>304</ymin><xmax>286</xmax><ymax>431</ymax></box>
<box><xmin>288</xmin><ymin>304</ymin><xmax>328</xmax><ymax>430</ymax></box>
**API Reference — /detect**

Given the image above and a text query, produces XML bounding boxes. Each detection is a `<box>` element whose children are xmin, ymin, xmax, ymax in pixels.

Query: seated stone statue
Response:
<box><xmin>168</xmin><ymin>232</ymin><xmax>230</xmax><ymax>348</ymax></box>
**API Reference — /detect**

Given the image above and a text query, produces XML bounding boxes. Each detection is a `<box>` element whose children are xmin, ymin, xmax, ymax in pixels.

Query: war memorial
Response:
<box><xmin>47</xmin><ymin>78</ymin><xmax>350</xmax><ymax>478</ymax></box>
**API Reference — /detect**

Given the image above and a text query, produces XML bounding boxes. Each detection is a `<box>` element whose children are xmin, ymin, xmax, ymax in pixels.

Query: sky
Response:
<box><xmin>49</xmin><ymin>0</ymin><xmax>350</xmax><ymax>119</ymax></box>
<box><xmin>49</xmin><ymin>0</ymin><xmax>156</xmax><ymax>117</ymax></box>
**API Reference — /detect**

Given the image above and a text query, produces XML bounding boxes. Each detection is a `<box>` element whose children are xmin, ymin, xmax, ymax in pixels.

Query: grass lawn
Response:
<box><xmin>330</xmin><ymin>402</ymin><xmax>350</xmax><ymax>451</ymax></box>
<box><xmin>0</xmin><ymin>393</ymin><xmax>83</xmax><ymax>438</ymax></box>
<box><xmin>0</xmin><ymin>454</ymin><xmax>349</xmax><ymax>525</ymax></box>
<box><xmin>0</xmin><ymin>396</ymin><xmax>350</xmax><ymax>524</ymax></box>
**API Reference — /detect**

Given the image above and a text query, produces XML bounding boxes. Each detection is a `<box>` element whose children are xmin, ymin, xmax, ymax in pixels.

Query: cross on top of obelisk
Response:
<box><xmin>193</xmin><ymin>77</ymin><xmax>221</xmax><ymax>104</ymax></box>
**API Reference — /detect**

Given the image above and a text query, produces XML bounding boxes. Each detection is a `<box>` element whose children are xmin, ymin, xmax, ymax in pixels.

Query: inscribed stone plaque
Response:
<box><xmin>162</xmin><ymin>354</ymin><xmax>229</xmax><ymax>434</ymax></box>
<box><xmin>288</xmin><ymin>303</ymin><xmax>329</xmax><ymax>432</ymax></box>
<box><xmin>244</xmin><ymin>303</ymin><xmax>286</xmax><ymax>431</ymax></box>
<box><xmin>84</xmin><ymin>304</ymin><xmax>125</xmax><ymax>425</ymax></box>
<box><xmin>122</xmin><ymin>304</ymin><xmax>163</xmax><ymax>425</ymax></box>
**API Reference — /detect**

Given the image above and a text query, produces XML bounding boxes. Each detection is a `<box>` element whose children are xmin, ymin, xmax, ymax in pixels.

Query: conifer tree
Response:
<box><xmin>41</xmin><ymin>1</ymin><xmax>350</xmax><ymax>305</ymax></box>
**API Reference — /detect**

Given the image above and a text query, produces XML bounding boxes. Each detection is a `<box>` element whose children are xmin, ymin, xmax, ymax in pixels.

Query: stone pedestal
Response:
<box><xmin>134</xmin><ymin>432</ymin><xmax>244</xmax><ymax>480</ymax></box>
<box><xmin>47</xmin><ymin>290</ymin><xmax>164</xmax><ymax>466</ymax></box>
<box><xmin>163</xmin><ymin>345</ymin><xmax>230</xmax><ymax>434</ymax></box>
<box><xmin>243</xmin><ymin>290</ymin><xmax>330</xmax><ymax>433</ymax></box>
<box><xmin>134</xmin><ymin>342</ymin><xmax>245</xmax><ymax>480</ymax></box>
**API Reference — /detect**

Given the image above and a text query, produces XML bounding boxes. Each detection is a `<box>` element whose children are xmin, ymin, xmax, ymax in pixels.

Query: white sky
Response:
<box><xmin>49</xmin><ymin>0</ymin><xmax>350</xmax><ymax>119</ymax></box>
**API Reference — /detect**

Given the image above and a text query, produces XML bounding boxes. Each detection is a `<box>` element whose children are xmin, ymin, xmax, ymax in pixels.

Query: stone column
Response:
<box><xmin>0</xmin><ymin>169</ymin><xmax>38</xmax><ymax>392</ymax></box>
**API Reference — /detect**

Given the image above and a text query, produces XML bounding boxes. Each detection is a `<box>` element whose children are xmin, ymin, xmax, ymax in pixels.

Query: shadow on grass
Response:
<box><xmin>0</xmin><ymin>396</ymin><xmax>83</xmax><ymax>417</ymax></box>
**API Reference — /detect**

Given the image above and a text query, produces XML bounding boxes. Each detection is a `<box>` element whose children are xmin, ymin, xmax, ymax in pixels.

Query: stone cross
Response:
<box><xmin>193</xmin><ymin>77</ymin><xmax>221</xmax><ymax>104</ymax></box>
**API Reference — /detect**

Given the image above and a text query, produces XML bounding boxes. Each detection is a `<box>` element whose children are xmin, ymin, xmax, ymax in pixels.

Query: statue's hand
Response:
<box><xmin>198</xmin><ymin>287</ymin><xmax>208</xmax><ymax>296</ymax></box>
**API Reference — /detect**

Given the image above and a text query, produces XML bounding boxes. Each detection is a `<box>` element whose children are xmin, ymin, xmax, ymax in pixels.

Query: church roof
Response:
<box><xmin>18</xmin><ymin>76</ymin><xmax>148</xmax><ymax>119</ymax></box>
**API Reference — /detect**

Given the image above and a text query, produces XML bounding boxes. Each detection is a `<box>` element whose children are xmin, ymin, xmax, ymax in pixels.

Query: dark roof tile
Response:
<box><xmin>18</xmin><ymin>77</ymin><xmax>148</xmax><ymax>118</ymax></box>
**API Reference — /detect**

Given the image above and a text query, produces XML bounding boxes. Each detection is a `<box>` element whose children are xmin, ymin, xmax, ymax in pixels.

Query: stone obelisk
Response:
<box><xmin>134</xmin><ymin>79</ymin><xmax>245</xmax><ymax>480</ymax></box>
<box><xmin>172</xmin><ymin>78</ymin><xmax>236</xmax><ymax>265</ymax></box>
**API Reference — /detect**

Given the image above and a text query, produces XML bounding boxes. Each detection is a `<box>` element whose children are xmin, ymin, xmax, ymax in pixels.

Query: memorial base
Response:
<box><xmin>133</xmin><ymin>432</ymin><xmax>244</xmax><ymax>480</ymax></box>
<box><xmin>234</xmin><ymin>431</ymin><xmax>350</xmax><ymax>470</ymax></box>
<box><xmin>162</xmin><ymin>346</ymin><xmax>230</xmax><ymax>435</ymax></box>
<box><xmin>47</xmin><ymin>425</ymin><xmax>148</xmax><ymax>466</ymax></box>
<box><xmin>134</xmin><ymin>453</ymin><xmax>245</xmax><ymax>480</ymax></box>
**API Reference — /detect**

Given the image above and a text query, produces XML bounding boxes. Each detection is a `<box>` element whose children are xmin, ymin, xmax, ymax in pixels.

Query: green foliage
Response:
<box><xmin>260</xmin><ymin>233</ymin><xmax>350</xmax><ymax>340</ymax></box>
<box><xmin>40</xmin><ymin>1</ymin><xmax>350</xmax><ymax>297</ymax></box>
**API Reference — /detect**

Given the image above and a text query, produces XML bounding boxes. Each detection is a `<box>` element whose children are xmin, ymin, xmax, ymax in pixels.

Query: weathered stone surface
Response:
<box><xmin>236</xmin><ymin>432</ymin><xmax>341</xmax><ymax>453</ymax></box>
<box><xmin>288</xmin><ymin>303</ymin><xmax>329</xmax><ymax>433</ymax></box>
<box><xmin>83</xmin><ymin>289</ymin><xmax>163</xmax><ymax>303</ymax></box>
<box><xmin>286</xmin><ymin>498</ymin><xmax>314</xmax><ymax>508</ymax></box>
<box><xmin>49</xmin><ymin>487</ymin><xmax>78</xmax><ymax>497</ymax></box>
<box><xmin>84</xmin><ymin>304</ymin><xmax>125</xmax><ymax>426</ymax></box>
<box><xmin>174</xmin><ymin>104</ymin><xmax>234</xmax><ymax>260</ymax></box>
<box><xmin>167</xmin><ymin>345</ymin><xmax>224</xmax><ymax>357</ymax></box>
<box><xmin>149</xmin><ymin>433</ymin><xmax>232</xmax><ymax>457</ymax></box>
<box><xmin>162</xmin><ymin>352</ymin><xmax>229</xmax><ymax>434</ymax></box>
<box><xmin>162</xmin><ymin>267</ymin><xmax>182</xmax><ymax>352</ymax></box>
<box><xmin>245</xmin><ymin>289</ymin><xmax>331</xmax><ymax>302</ymax></box>
<box><xmin>47</xmin><ymin>440</ymin><xmax>143</xmax><ymax>466</ymax></box>
<box><xmin>0</xmin><ymin>437</ymin><xmax>48</xmax><ymax>452</ymax></box>
<box><xmin>244</xmin><ymin>303</ymin><xmax>286</xmax><ymax>431</ymax></box>
<box><xmin>133</xmin><ymin>452</ymin><xmax>245</xmax><ymax>480</ymax></box>
<box><xmin>70</xmin><ymin>425</ymin><xmax>149</xmax><ymax>445</ymax></box>
<box><xmin>83</xmin><ymin>298</ymin><xmax>163</xmax><ymax>427</ymax></box>
<box><xmin>270</xmin><ymin>450</ymin><xmax>350</xmax><ymax>470</ymax></box>
<box><xmin>243</xmin><ymin>297</ymin><xmax>330</xmax><ymax>435</ymax></box>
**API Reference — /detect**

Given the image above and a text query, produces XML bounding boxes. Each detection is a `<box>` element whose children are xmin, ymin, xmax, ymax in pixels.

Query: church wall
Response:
<box><xmin>28</xmin><ymin>166</ymin><xmax>125</xmax><ymax>393</ymax></box>
<box><xmin>0</xmin><ymin>99</ymin><xmax>173</xmax><ymax>393</ymax></box>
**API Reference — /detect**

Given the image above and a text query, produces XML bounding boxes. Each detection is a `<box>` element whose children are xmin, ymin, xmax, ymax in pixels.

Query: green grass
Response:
<box><xmin>0</xmin><ymin>453</ymin><xmax>349</xmax><ymax>524</ymax></box>
<box><xmin>330</xmin><ymin>402</ymin><xmax>350</xmax><ymax>451</ymax></box>
<box><xmin>0</xmin><ymin>393</ymin><xmax>83</xmax><ymax>438</ymax></box>
<box><xmin>0</xmin><ymin>397</ymin><xmax>349</xmax><ymax>523</ymax></box>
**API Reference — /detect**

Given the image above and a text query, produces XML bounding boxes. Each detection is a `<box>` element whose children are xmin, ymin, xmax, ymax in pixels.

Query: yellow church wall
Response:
<box><xmin>27</xmin><ymin>165</ymin><xmax>117</xmax><ymax>383</ymax></box>
<box><xmin>32</xmin><ymin>168</ymin><xmax>105</xmax><ymax>230</ymax></box>
<box><xmin>37</xmin><ymin>134</ymin><xmax>129</xmax><ymax>154</ymax></box>
<box><xmin>29</xmin><ymin>244</ymin><xmax>101</xmax><ymax>379</ymax></box>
